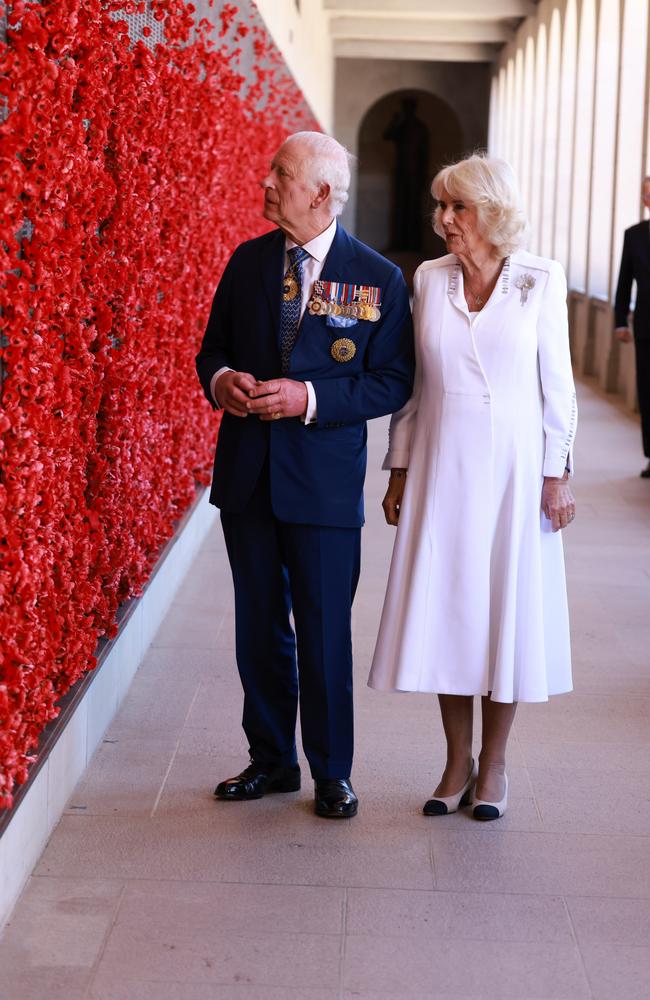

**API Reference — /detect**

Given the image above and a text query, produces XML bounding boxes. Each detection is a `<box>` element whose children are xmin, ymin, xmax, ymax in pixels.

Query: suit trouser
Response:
<box><xmin>635</xmin><ymin>338</ymin><xmax>650</xmax><ymax>458</ymax></box>
<box><xmin>220</xmin><ymin>468</ymin><xmax>361</xmax><ymax>780</ymax></box>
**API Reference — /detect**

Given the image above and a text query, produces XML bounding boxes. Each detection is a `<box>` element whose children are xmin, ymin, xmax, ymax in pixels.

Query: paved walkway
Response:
<box><xmin>1</xmin><ymin>379</ymin><xmax>649</xmax><ymax>1000</ymax></box>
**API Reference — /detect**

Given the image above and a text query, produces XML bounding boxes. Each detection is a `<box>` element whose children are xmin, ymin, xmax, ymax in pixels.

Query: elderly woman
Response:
<box><xmin>368</xmin><ymin>154</ymin><xmax>577</xmax><ymax>820</ymax></box>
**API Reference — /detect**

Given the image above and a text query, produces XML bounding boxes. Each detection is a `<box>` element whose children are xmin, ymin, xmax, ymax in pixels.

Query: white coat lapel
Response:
<box><xmin>447</xmin><ymin>257</ymin><xmax>469</xmax><ymax>320</ymax></box>
<box><xmin>446</xmin><ymin>255</ymin><xmax>514</xmax><ymax>320</ymax></box>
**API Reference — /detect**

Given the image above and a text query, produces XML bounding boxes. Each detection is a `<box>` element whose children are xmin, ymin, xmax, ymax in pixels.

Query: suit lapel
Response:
<box><xmin>296</xmin><ymin>225</ymin><xmax>359</xmax><ymax>357</ymax></box>
<box><xmin>317</xmin><ymin>224</ymin><xmax>358</xmax><ymax>286</ymax></box>
<box><xmin>260</xmin><ymin>229</ymin><xmax>286</xmax><ymax>338</ymax></box>
<box><xmin>260</xmin><ymin>225</ymin><xmax>359</xmax><ymax>367</ymax></box>
<box><xmin>638</xmin><ymin>222</ymin><xmax>650</xmax><ymax>263</ymax></box>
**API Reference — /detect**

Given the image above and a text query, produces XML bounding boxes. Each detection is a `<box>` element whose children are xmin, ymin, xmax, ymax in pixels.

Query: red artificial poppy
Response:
<box><xmin>0</xmin><ymin>0</ymin><xmax>318</xmax><ymax>808</ymax></box>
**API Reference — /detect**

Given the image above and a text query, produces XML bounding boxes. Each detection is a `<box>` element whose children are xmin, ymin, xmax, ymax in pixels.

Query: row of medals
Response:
<box><xmin>308</xmin><ymin>297</ymin><xmax>381</xmax><ymax>322</ymax></box>
<box><xmin>283</xmin><ymin>272</ymin><xmax>381</xmax><ymax>322</ymax></box>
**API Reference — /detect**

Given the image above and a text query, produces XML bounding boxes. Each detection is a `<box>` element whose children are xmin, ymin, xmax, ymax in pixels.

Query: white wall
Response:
<box><xmin>334</xmin><ymin>58</ymin><xmax>490</xmax><ymax>234</ymax></box>
<box><xmin>254</xmin><ymin>0</ymin><xmax>334</xmax><ymax>130</ymax></box>
<box><xmin>492</xmin><ymin>0</ymin><xmax>649</xmax><ymax>281</ymax></box>
<box><xmin>489</xmin><ymin>0</ymin><xmax>650</xmax><ymax>409</ymax></box>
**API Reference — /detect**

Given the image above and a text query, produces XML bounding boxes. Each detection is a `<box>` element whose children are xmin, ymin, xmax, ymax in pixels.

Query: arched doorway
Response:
<box><xmin>356</xmin><ymin>89</ymin><xmax>465</xmax><ymax>283</ymax></box>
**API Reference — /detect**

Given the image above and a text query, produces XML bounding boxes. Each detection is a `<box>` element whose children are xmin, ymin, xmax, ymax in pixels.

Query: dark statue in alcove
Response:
<box><xmin>383</xmin><ymin>96</ymin><xmax>429</xmax><ymax>251</ymax></box>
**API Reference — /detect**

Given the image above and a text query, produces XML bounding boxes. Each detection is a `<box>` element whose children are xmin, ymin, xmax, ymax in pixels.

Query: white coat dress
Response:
<box><xmin>368</xmin><ymin>251</ymin><xmax>577</xmax><ymax>703</ymax></box>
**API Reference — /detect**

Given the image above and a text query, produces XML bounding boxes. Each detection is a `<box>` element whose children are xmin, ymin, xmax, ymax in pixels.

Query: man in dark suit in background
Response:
<box><xmin>614</xmin><ymin>176</ymin><xmax>650</xmax><ymax>477</ymax></box>
<box><xmin>196</xmin><ymin>131</ymin><xmax>413</xmax><ymax>818</ymax></box>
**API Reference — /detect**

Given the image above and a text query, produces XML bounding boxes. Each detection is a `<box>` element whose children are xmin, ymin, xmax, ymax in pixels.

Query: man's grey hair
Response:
<box><xmin>283</xmin><ymin>131</ymin><xmax>353</xmax><ymax>216</ymax></box>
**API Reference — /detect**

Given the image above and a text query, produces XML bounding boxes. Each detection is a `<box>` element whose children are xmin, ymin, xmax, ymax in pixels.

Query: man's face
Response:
<box><xmin>642</xmin><ymin>180</ymin><xmax>650</xmax><ymax>210</ymax></box>
<box><xmin>260</xmin><ymin>141</ymin><xmax>316</xmax><ymax>235</ymax></box>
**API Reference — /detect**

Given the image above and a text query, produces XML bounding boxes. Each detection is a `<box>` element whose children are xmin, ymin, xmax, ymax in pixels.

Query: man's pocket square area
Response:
<box><xmin>326</xmin><ymin>315</ymin><xmax>358</xmax><ymax>328</ymax></box>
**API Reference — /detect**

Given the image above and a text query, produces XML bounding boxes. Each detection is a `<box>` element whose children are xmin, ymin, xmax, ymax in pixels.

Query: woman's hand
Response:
<box><xmin>541</xmin><ymin>473</ymin><xmax>576</xmax><ymax>531</ymax></box>
<box><xmin>382</xmin><ymin>469</ymin><xmax>407</xmax><ymax>525</ymax></box>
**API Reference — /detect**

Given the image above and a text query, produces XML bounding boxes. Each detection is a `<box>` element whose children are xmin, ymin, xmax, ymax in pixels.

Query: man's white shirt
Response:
<box><xmin>210</xmin><ymin>218</ymin><xmax>338</xmax><ymax>424</ymax></box>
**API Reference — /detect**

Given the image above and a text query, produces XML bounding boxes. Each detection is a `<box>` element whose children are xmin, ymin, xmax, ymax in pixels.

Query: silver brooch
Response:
<box><xmin>514</xmin><ymin>273</ymin><xmax>536</xmax><ymax>305</ymax></box>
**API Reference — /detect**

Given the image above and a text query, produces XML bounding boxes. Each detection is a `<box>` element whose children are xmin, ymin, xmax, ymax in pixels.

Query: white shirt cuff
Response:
<box><xmin>303</xmin><ymin>381</ymin><xmax>317</xmax><ymax>424</ymax></box>
<box><xmin>210</xmin><ymin>367</ymin><xmax>233</xmax><ymax>406</ymax></box>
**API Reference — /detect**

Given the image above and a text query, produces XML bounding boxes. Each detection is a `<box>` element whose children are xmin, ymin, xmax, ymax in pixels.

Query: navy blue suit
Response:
<box><xmin>615</xmin><ymin>221</ymin><xmax>650</xmax><ymax>457</ymax></box>
<box><xmin>196</xmin><ymin>223</ymin><xmax>413</xmax><ymax>778</ymax></box>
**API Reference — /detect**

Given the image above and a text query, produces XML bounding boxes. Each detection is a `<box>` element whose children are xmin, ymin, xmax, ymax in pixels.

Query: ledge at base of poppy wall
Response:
<box><xmin>0</xmin><ymin>486</ymin><xmax>216</xmax><ymax>931</ymax></box>
<box><xmin>0</xmin><ymin>0</ymin><xmax>318</xmax><ymax>807</ymax></box>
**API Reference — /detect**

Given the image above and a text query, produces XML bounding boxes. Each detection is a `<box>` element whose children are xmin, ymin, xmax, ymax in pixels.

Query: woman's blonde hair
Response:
<box><xmin>431</xmin><ymin>154</ymin><xmax>530</xmax><ymax>256</ymax></box>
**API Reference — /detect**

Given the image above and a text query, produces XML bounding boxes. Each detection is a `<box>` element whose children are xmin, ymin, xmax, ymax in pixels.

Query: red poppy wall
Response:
<box><xmin>0</xmin><ymin>0</ymin><xmax>318</xmax><ymax>807</ymax></box>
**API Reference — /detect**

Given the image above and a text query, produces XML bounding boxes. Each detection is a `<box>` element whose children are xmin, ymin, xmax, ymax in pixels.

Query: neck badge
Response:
<box><xmin>283</xmin><ymin>272</ymin><xmax>299</xmax><ymax>301</ymax></box>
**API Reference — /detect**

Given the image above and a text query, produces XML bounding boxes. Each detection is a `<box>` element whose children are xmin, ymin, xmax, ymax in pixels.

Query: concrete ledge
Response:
<box><xmin>569</xmin><ymin>290</ymin><xmax>589</xmax><ymax>373</ymax></box>
<box><xmin>0</xmin><ymin>487</ymin><xmax>217</xmax><ymax>931</ymax></box>
<box><xmin>568</xmin><ymin>289</ymin><xmax>640</xmax><ymax>414</ymax></box>
<box><xmin>616</xmin><ymin>339</ymin><xmax>639</xmax><ymax>412</ymax></box>
<box><xmin>589</xmin><ymin>297</ymin><xmax>617</xmax><ymax>392</ymax></box>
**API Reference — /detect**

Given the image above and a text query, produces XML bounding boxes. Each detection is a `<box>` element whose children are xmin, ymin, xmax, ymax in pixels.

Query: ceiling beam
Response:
<box><xmin>330</xmin><ymin>16</ymin><xmax>512</xmax><ymax>44</ymax></box>
<box><xmin>333</xmin><ymin>38</ymin><xmax>499</xmax><ymax>62</ymax></box>
<box><xmin>324</xmin><ymin>0</ymin><xmax>535</xmax><ymax>17</ymax></box>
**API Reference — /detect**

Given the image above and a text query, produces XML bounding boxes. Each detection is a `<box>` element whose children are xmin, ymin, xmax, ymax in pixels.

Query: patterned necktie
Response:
<box><xmin>280</xmin><ymin>246</ymin><xmax>310</xmax><ymax>373</ymax></box>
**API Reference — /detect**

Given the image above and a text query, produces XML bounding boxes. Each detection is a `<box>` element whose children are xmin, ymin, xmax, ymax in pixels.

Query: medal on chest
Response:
<box><xmin>330</xmin><ymin>337</ymin><xmax>357</xmax><ymax>362</ymax></box>
<box><xmin>307</xmin><ymin>280</ymin><xmax>382</xmax><ymax>322</ymax></box>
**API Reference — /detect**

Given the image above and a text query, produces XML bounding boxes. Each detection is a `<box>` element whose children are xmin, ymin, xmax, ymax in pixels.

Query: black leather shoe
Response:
<box><xmin>214</xmin><ymin>762</ymin><xmax>301</xmax><ymax>800</ymax></box>
<box><xmin>314</xmin><ymin>778</ymin><xmax>358</xmax><ymax>818</ymax></box>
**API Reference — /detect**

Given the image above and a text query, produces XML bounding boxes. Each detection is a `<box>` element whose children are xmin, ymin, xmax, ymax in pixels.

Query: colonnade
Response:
<box><xmin>489</xmin><ymin>0</ymin><xmax>649</xmax><ymax>409</ymax></box>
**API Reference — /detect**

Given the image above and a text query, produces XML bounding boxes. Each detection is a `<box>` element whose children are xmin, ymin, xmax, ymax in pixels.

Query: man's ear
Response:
<box><xmin>311</xmin><ymin>182</ymin><xmax>330</xmax><ymax>209</ymax></box>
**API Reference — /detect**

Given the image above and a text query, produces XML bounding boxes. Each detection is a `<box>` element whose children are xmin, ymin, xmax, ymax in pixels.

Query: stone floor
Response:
<box><xmin>1</xmin><ymin>379</ymin><xmax>649</xmax><ymax>1000</ymax></box>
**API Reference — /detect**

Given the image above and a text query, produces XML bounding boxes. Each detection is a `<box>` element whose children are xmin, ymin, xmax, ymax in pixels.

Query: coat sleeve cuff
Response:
<box><xmin>543</xmin><ymin>455</ymin><xmax>572</xmax><ymax>478</ymax></box>
<box><xmin>382</xmin><ymin>450</ymin><xmax>410</xmax><ymax>471</ymax></box>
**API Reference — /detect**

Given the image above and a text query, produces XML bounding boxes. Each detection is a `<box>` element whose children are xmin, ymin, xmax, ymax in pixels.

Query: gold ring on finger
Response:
<box><xmin>273</xmin><ymin>412</ymin><xmax>281</xmax><ymax>420</ymax></box>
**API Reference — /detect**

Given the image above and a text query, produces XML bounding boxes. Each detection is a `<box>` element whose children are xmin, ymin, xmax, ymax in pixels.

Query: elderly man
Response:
<box><xmin>196</xmin><ymin>131</ymin><xmax>413</xmax><ymax>818</ymax></box>
<box><xmin>615</xmin><ymin>176</ymin><xmax>650</xmax><ymax>477</ymax></box>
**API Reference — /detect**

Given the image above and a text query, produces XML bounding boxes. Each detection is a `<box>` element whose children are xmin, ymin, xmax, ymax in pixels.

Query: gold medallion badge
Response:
<box><xmin>331</xmin><ymin>338</ymin><xmax>356</xmax><ymax>363</ymax></box>
<box><xmin>283</xmin><ymin>273</ymin><xmax>299</xmax><ymax>301</ymax></box>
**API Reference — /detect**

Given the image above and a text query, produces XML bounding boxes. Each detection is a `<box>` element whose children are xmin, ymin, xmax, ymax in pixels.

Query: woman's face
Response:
<box><xmin>437</xmin><ymin>188</ymin><xmax>488</xmax><ymax>258</ymax></box>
